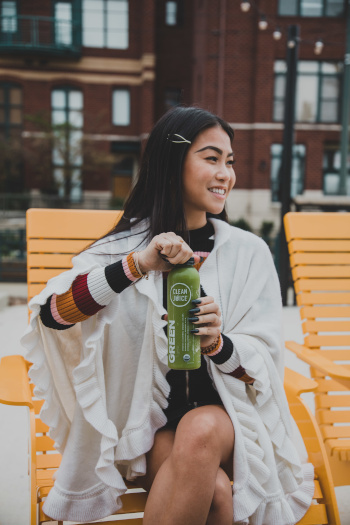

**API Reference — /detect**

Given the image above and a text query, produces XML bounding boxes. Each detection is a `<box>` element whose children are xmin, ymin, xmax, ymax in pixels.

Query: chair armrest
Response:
<box><xmin>286</xmin><ymin>341</ymin><xmax>350</xmax><ymax>389</ymax></box>
<box><xmin>0</xmin><ymin>355</ymin><xmax>34</xmax><ymax>408</ymax></box>
<box><xmin>284</xmin><ymin>367</ymin><xmax>317</xmax><ymax>398</ymax></box>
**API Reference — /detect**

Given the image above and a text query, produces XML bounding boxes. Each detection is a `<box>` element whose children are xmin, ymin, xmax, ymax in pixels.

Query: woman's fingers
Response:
<box><xmin>189</xmin><ymin>313</ymin><xmax>221</xmax><ymax>327</ymax></box>
<box><xmin>139</xmin><ymin>232</ymin><xmax>201</xmax><ymax>273</ymax></box>
<box><xmin>189</xmin><ymin>296</ymin><xmax>221</xmax><ymax>317</ymax></box>
<box><xmin>156</xmin><ymin>233</ymin><xmax>192</xmax><ymax>264</ymax></box>
<box><xmin>188</xmin><ymin>296</ymin><xmax>222</xmax><ymax>348</ymax></box>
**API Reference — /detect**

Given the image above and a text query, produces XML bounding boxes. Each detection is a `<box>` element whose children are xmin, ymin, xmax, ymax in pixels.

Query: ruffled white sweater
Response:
<box><xmin>21</xmin><ymin>218</ymin><xmax>314</xmax><ymax>524</ymax></box>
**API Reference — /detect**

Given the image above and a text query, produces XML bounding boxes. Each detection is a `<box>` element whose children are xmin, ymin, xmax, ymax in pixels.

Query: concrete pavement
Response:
<box><xmin>0</xmin><ymin>283</ymin><xmax>349</xmax><ymax>524</ymax></box>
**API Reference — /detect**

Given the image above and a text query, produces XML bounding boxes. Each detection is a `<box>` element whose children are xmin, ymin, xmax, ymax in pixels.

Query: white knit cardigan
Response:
<box><xmin>21</xmin><ymin>218</ymin><xmax>314</xmax><ymax>524</ymax></box>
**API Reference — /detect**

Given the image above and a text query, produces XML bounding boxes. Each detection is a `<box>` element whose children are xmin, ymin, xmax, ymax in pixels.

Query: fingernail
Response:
<box><xmin>188</xmin><ymin>317</ymin><xmax>199</xmax><ymax>322</ymax></box>
<box><xmin>188</xmin><ymin>307</ymin><xmax>200</xmax><ymax>314</ymax></box>
<box><xmin>192</xmin><ymin>299</ymin><xmax>202</xmax><ymax>304</ymax></box>
<box><xmin>190</xmin><ymin>329</ymin><xmax>199</xmax><ymax>334</ymax></box>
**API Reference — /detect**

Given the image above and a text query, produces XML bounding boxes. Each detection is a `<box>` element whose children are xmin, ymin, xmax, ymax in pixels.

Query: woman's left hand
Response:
<box><xmin>188</xmin><ymin>296</ymin><xmax>222</xmax><ymax>349</ymax></box>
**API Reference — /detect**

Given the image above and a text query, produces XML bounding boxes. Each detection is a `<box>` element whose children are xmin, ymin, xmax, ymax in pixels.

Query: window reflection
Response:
<box><xmin>112</xmin><ymin>89</ymin><xmax>130</xmax><ymax>126</ymax></box>
<box><xmin>55</xmin><ymin>2</ymin><xmax>73</xmax><ymax>46</ymax></box>
<box><xmin>279</xmin><ymin>0</ymin><xmax>344</xmax><ymax>16</ymax></box>
<box><xmin>51</xmin><ymin>88</ymin><xmax>84</xmax><ymax>200</ymax></box>
<box><xmin>273</xmin><ymin>60</ymin><xmax>341</xmax><ymax>123</ymax></box>
<box><xmin>83</xmin><ymin>0</ymin><xmax>128</xmax><ymax>49</ymax></box>
<box><xmin>270</xmin><ymin>144</ymin><xmax>305</xmax><ymax>202</ymax></box>
<box><xmin>1</xmin><ymin>1</ymin><xmax>17</xmax><ymax>33</ymax></box>
<box><xmin>323</xmin><ymin>144</ymin><xmax>350</xmax><ymax>195</ymax></box>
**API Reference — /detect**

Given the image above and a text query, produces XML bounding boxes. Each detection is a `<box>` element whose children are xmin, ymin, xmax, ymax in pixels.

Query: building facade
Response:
<box><xmin>0</xmin><ymin>0</ymin><xmax>349</xmax><ymax>231</ymax></box>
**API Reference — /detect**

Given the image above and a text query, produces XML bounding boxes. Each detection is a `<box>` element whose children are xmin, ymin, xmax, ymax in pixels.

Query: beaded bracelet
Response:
<box><xmin>133</xmin><ymin>251</ymin><xmax>149</xmax><ymax>280</ymax></box>
<box><xmin>201</xmin><ymin>334</ymin><xmax>222</xmax><ymax>355</ymax></box>
<box><xmin>125</xmin><ymin>252</ymin><xmax>142</xmax><ymax>280</ymax></box>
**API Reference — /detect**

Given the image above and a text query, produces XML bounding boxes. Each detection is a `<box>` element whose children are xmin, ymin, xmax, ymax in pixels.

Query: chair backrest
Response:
<box><xmin>284</xmin><ymin>212</ymin><xmax>350</xmax><ymax>453</ymax></box>
<box><xmin>26</xmin><ymin>208</ymin><xmax>123</xmax><ymax>303</ymax></box>
<box><xmin>26</xmin><ymin>208</ymin><xmax>132</xmax><ymax>523</ymax></box>
<box><xmin>4</xmin><ymin>208</ymin><xmax>340</xmax><ymax>524</ymax></box>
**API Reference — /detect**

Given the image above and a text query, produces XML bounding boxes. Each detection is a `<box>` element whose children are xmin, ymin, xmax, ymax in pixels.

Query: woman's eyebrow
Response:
<box><xmin>195</xmin><ymin>146</ymin><xmax>234</xmax><ymax>157</ymax></box>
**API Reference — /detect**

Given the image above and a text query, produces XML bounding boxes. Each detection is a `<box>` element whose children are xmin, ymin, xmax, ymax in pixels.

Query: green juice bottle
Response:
<box><xmin>167</xmin><ymin>257</ymin><xmax>201</xmax><ymax>370</ymax></box>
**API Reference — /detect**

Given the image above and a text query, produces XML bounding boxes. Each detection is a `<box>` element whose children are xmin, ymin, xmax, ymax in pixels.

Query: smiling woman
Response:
<box><xmin>181</xmin><ymin>126</ymin><xmax>236</xmax><ymax>229</ymax></box>
<box><xmin>24</xmin><ymin>106</ymin><xmax>314</xmax><ymax>525</ymax></box>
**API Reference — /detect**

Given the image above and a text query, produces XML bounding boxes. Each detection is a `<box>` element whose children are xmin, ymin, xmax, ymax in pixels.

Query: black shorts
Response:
<box><xmin>163</xmin><ymin>401</ymin><xmax>224</xmax><ymax>431</ymax></box>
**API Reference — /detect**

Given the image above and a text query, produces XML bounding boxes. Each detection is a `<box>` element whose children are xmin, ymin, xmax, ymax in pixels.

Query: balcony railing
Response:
<box><xmin>0</xmin><ymin>15</ymin><xmax>81</xmax><ymax>58</ymax></box>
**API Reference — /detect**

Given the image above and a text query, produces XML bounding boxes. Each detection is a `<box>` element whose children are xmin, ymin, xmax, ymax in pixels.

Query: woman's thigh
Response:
<box><xmin>137</xmin><ymin>427</ymin><xmax>176</xmax><ymax>491</ymax></box>
<box><xmin>138</xmin><ymin>404</ymin><xmax>234</xmax><ymax>490</ymax></box>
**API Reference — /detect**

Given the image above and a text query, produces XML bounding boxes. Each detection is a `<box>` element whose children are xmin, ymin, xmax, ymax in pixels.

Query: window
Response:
<box><xmin>323</xmin><ymin>143</ymin><xmax>350</xmax><ymax>195</ymax></box>
<box><xmin>0</xmin><ymin>83</ymin><xmax>22</xmax><ymax>139</ymax></box>
<box><xmin>273</xmin><ymin>60</ymin><xmax>342</xmax><ymax>123</ymax></box>
<box><xmin>0</xmin><ymin>83</ymin><xmax>22</xmax><ymax>191</ymax></box>
<box><xmin>164</xmin><ymin>88</ymin><xmax>182</xmax><ymax>113</ymax></box>
<box><xmin>279</xmin><ymin>0</ymin><xmax>345</xmax><ymax>16</ymax></box>
<box><xmin>83</xmin><ymin>0</ymin><xmax>128</xmax><ymax>49</ymax></box>
<box><xmin>1</xmin><ymin>1</ymin><xmax>17</xmax><ymax>33</ymax></box>
<box><xmin>51</xmin><ymin>87</ymin><xmax>83</xmax><ymax>200</ymax></box>
<box><xmin>270</xmin><ymin>144</ymin><xmax>305</xmax><ymax>202</ymax></box>
<box><xmin>112</xmin><ymin>89</ymin><xmax>130</xmax><ymax>126</ymax></box>
<box><xmin>166</xmin><ymin>1</ymin><xmax>177</xmax><ymax>25</ymax></box>
<box><xmin>55</xmin><ymin>2</ymin><xmax>73</xmax><ymax>46</ymax></box>
<box><xmin>165</xmin><ymin>0</ymin><xmax>183</xmax><ymax>26</ymax></box>
<box><xmin>110</xmin><ymin>141</ymin><xmax>140</xmax><ymax>204</ymax></box>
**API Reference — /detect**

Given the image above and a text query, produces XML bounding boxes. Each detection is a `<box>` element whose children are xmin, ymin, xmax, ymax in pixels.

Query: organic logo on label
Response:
<box><xmin>170</xmin><ymin>283</ymin><xmax>191</xmax><ymax>307</ymax></box>
<box><xmin>183</xmin><ymin>354</ymin><xmax>191</xmax><ymax>362</ymax></box>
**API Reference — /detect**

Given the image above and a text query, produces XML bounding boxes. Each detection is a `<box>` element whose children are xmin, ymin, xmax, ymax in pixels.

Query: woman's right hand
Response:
<box><xmin>137</xmin><ymin>232</ymin><xmax>198</xmax><ymax>273</ymax></box>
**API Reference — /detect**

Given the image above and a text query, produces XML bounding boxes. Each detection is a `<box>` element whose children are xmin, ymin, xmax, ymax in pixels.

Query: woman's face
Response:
<box><xmin>182</xmin><ymin>126</ymin><xmax>236</xmax><ymax>229</ymax></box>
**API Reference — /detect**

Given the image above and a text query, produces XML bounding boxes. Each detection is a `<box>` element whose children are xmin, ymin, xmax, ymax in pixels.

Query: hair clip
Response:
<box><xmin>167</xmin><ymin>133</ymin><xmax>191</xmax><ymax>145</ymax></box>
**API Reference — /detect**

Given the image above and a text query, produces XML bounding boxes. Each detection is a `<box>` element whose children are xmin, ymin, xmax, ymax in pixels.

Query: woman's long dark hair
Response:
<box><xmin>102</xmin><ymin>106</ymin><xmax>234</xmax><ymax>246</ymax></box>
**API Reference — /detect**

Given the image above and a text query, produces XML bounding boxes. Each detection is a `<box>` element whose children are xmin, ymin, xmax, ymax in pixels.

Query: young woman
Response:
<box><xmin>22</xmin><ymin>106</ymin><xmax>314</xmax><ymax>525</ymax></box>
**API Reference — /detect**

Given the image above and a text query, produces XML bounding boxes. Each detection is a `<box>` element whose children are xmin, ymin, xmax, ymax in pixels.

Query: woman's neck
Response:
<box><xmin>185</xmin><ymin>212</ymin><xmax>207</xmax><ymax>230</ymax></box>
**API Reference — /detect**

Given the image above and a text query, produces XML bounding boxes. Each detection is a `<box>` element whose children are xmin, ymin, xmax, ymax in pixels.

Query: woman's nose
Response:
<box><xmin>216</xmin><ymin>167</ymin><xmax>231</xmax><ymax>181</ymax></box>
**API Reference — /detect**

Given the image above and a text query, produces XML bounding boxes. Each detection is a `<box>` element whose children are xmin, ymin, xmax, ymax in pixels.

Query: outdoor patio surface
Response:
<box><xmin>0</xmin><ymin>282</ymin><xmax>349</xmax><ymax>524</ymax></box>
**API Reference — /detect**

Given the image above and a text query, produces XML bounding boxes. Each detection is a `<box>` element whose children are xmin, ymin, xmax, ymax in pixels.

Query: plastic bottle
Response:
<box><xmin>167</xmin><ymin>257</ymin><xmax>201</xmax><ymax>370</ymax></box>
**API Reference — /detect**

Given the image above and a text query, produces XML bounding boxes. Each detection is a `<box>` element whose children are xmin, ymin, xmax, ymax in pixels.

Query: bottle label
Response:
<box><xmin>169</xmin><ymin>283</ymin><xmax>191</xmax><ymax>307</ymax></box>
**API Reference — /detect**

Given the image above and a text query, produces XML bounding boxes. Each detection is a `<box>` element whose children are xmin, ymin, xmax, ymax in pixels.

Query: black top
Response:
<box><xmin>163</xmin><ymin>221</ymin><xmax>232</xmax><ymax>416</ymax></box>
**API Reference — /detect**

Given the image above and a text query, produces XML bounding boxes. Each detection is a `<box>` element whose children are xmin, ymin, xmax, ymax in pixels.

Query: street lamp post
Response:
<box><xmin>279</xmin><ymin>24</ymin><xmax>300</xmax><ymax>306</ymax></box>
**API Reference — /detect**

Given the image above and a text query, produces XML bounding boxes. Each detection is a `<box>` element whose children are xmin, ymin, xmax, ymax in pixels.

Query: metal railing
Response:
<box><xmin>0</xmin><ymin>15</ymin><xmax>81</xmax><ymax>57</ymax></box>
<box><xmin>0</xmin><ymin>193</ymin><xmax>123</xmax><ymax>219</ymax></box>
<box><xmin>0</xmin><ymin>228</ymin><xmax>26</xmax><ymax>282</ymax></box>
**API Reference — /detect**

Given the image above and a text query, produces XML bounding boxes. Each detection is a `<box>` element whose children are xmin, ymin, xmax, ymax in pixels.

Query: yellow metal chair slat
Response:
<box><xmin>0</xmin><ymin>209</ymin><xmax>342</xmax><ymax>524</ymax></box>
<box><xmin>284</xmin><ymin>211</ymin><xmax>350</xmax><ymax>487</ymax></box>
<box><xmin>302</xmin><ymin>321</ymin><xmax>350</xmax><ymax>333</ymax></box>
<box><xmin>296</xmin><ymin>292</ymin><xmax>350</xmax><ymax>306</ymax></box>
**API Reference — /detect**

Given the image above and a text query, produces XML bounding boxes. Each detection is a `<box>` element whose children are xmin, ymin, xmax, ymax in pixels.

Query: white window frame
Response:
<box><xmin>112</xmin><ymin>89</ymin><xmax>130</xmax><ymax>126</ymax></box>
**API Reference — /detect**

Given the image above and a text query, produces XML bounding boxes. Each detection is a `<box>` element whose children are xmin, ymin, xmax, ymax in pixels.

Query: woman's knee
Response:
<box><xmin>172</xmin><ymin>406</ymin><xmax>234</xmax><ymax>465</ymax></box>
<box><xmin>175</xmin><ymin>411</ymin><xmax>219</xmax><ymax>458</ymax></box>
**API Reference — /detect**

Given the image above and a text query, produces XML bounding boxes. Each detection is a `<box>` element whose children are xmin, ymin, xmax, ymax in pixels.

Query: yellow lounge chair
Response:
<box><xmin>284</xmin><ymin>211</ymin><xmax>350</xmax><ymax>488</ymax></box>
<box><xmin>0</xmin><ymin>208</ymin><xmax>341</xmax><ymax>524</ymax></box>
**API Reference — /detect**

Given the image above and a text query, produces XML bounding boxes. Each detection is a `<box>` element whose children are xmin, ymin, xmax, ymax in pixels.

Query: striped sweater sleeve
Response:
<box><xmin>197</xmin><ymin>283</ymin><xmax>254</xmax><ymax>384</ymax></box>
<box><xmin>207</xmin><ymin>335</ymin><xmax>254</xmax><ymax>384</ymax></box>
<box><xmin>40</xmin><ymin>253</ymin><xmax>142</xmax><ymax>330</ymax></box>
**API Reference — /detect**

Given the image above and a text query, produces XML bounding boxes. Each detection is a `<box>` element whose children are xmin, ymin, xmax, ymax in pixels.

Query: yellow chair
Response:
<box><xmin>0</xmin><ymin>208</ymin><xmax>341</xmax><ymax>524</ymax></box>
<box><xmin>284</xmin><ymin>211</ymin><xmax>350</xmax><ymax>488</ymax></box>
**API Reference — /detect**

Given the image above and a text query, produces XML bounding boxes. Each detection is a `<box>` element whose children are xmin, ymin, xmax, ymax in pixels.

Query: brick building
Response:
<box><xmin>0</xmin><ymin>0</ymin><xmax>349</xmax><ymax>231</ymax></box>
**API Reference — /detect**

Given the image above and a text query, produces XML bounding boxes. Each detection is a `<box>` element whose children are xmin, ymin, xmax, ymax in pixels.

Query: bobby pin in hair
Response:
<box><xmin>167</xmin><ymin>134</ymin><xmax>191</xmax><ymax>144</ymax></box>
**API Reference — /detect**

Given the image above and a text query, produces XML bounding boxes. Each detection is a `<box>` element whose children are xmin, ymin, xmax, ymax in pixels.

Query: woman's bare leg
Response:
<box><xmin>206</xmin><ymin>467</ymin><xmax>233</xmax><ymax>525</ymax></box>
<box><xmin>140</xmin><ymin>405</ymin><xmax>234</xmax><ymax>525</ymax></box>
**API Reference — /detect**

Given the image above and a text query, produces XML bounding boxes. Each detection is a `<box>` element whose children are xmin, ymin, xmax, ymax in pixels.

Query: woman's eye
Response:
<box><xmin>205</xmin><ymin>156</ymin><xmax>218</xmax><ymax>162</ymax></box>
<box><xmin>227</xmin><ymin>160</ymin><xmax>236</xmax><ymax>166</ymax></box>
